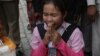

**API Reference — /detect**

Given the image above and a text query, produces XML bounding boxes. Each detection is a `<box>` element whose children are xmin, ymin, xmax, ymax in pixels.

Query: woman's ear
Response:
<box><xmin>63</xmin><ymin>11</ymin><xmax>67</xmax><ymax>19</ymax></box>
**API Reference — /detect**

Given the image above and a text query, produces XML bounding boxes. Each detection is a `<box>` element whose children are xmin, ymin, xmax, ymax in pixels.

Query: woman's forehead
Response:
<box><xmin>43</xmin><ymin>3</ymin><xmax>60</xmax><ymax>13</ymax></box>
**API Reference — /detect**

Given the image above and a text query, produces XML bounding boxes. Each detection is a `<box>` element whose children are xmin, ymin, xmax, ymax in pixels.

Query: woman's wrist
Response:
<box><xmin>53</xmin><ymin>39</ymin><xmax>62</xmax><ymax>47</ymax></box>
<box><xmin>43</xmin><ymin>39</ymin><xmax>49</xmax><ymax>47</ymax></box>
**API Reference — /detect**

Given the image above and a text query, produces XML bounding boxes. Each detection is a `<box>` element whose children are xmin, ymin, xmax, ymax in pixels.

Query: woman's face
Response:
<box><xmin>43</xmin><ymin>3</ymin><xmax>64</xmax><ymax>29</ymax></box>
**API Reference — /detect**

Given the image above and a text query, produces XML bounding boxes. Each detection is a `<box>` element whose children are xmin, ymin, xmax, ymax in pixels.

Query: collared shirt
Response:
<box><xmin>30</xmin><ymin>21</ymin><xmax>84</xmax><ymax>56</ymax></box>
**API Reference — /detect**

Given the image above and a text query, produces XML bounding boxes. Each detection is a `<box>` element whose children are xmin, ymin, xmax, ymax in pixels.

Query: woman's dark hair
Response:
<box><xmin>42</xmin><ymin>0</ymin><xmax>66</xmax><ymax>15</ymax></box>
<box><xmin>32</xmin><ymin>0</ymin><xmax>43</xmax><ymax>13</ymax></box>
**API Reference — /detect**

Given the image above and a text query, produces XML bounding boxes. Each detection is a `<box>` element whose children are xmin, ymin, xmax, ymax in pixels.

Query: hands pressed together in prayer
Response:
<box><xmin>43</xmin><ymin>23</ymin><xmax>61</xmax><ymax>46</ymax></box>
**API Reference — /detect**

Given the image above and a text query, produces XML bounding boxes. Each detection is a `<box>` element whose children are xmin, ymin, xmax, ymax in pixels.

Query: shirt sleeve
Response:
<box><xmin>30</xmin><ymin>27</ymin><xmax>47</xmax><ymax>56</ymax></box>
<box><xmin>55</xmin><ymin>28</ymin><xmax>84</xmax><ymax>56</ymax></box>
<box><xmin>70</xmin><ymin>28</ymin><xmax>84</xmax><ymax>53</ymax></box>
<box><xmin>87</xmin><ymin>0</ymin><xmax>96</xmax><ymax>6</ymax></box>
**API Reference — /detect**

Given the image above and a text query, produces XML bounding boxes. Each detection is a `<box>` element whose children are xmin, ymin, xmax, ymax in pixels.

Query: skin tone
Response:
<box><xmin>87</xmin><ymin>5</ymin><xmax>97</xmax><ymax>16</ymax></box>
<box><xmin>87</xmin><ymin>5</ymin><xmax>97</xmax><ymax>21</ymax></box>
<box><xmin>42</xmin><ymin>3</ymin><xmax>65</xmax><ymax>46</ymax></box>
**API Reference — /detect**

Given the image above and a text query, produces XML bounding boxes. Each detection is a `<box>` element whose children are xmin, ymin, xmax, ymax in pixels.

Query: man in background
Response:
<box><xmin>87</xmin><ymin>0</ymin><xmax>100</xmax><ymax>56</ymax></box>
<box><xmin>0</xmin><ymin>0</ymin><xmax>20</xmax><ymax>46</ymax></box>
<box><xmin>0</xmin><ymin>0</ymin><xmax>21</xmax><ymax>56</ymax></box>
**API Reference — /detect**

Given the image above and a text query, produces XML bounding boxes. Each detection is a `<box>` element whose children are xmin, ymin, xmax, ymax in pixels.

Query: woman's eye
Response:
<box><xmin>43</xmin><ymin>13</ymin><xmax>58</xmax><ymax>17</ymax></box>
<box><xmin>52</xmin><ymin>14</ymin><xmax>58</xmax><ymax>17</ymax></box>
<box><xmin>43</xmin><ymin>13</ymin><xmax>48</xmax><ymax>16</ymax></box>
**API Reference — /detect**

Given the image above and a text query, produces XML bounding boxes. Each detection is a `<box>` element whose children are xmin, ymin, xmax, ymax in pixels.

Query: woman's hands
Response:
<box><xmin>43</xmin><ymin>23</ymin><xmax>53</xmax><ymax>45</ymax></box>
<box><xmin>43</xmin><ymin>31</ymin><xmax>50</xmax><ymax>45</ymax></box>
<box><xmin>43</xmin><ymin>23</ymin><xmax>61</xmax><ymax>46</ymax></box>
<box><xmin>52</xmin><ymin>31</ymin><xmax>61</xmax><ymax>45</ymax></box>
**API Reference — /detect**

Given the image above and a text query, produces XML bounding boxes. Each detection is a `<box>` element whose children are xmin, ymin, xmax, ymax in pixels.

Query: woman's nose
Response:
<box><xmin>47</xmin><ymin>16</ymin><xmax>53</xmax><ymax>22</ymax></box>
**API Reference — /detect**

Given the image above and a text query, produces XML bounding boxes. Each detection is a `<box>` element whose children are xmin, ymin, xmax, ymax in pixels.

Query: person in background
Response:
<box><xmin>0</xmin><ymin>0</ymin><xmax>21</xmax><ymax>56</ymax></box>
<box><xmin>87</xmin><ymin>0</ymin><xmax>100</xmax><ymax>56</ymax></box>
<box><xmin>0</xmin><ymin>20</ymin><xmax>16</xmax><ymax>54</ymax></box>
<box><xmin>0</xmin><ymin>0</ymin><xmax>20</xmax><ymax>47</ymax></box>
